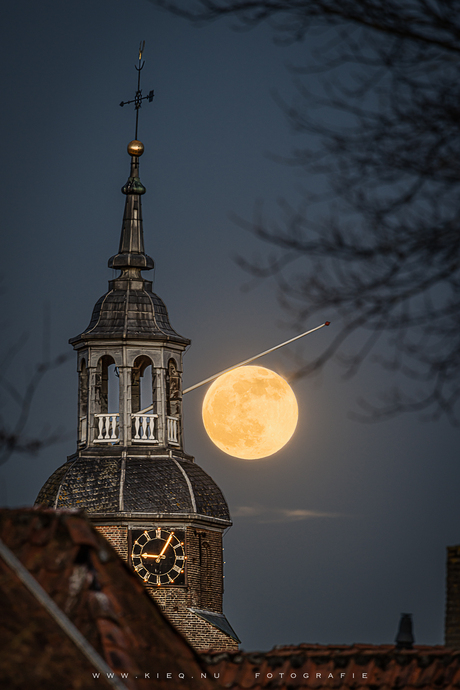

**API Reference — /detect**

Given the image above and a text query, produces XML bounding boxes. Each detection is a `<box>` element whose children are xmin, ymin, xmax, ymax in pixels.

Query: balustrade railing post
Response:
<box><xmin>131</xmin><ymin>413</ymin><xmax>158</xmax><ymax>444</ymax></box>
<box><xmin>110</xmin><ymin>415</ymin><xmax>117</xmax><ymax>440</ymax></box>
<box><xmin>166</xmin><ymin>416</ymin><xmax>179</xmax><ymax>445</ymax></box>
<box><xmin>94</xmin><ymin>413</ymin><xmax>120</xmax><ymax>443</ymax></box>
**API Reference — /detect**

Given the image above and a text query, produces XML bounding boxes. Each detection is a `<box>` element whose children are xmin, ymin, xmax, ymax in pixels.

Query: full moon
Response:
<box><xmin>202</xmin><ymin>365</ymin><xmax>298</xmax><ymax>459</ymax></box>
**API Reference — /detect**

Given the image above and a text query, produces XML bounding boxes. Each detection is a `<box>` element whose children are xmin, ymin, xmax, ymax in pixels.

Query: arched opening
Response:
<box><xmin>108</xmin><ymin>363</ymin><xmax>119</xmax><ymax>413</ymax></box>
<box><xmin>79</xmin><ymin>359</ymin><xmax>88</xmax><ymax>444</ymax></box>
<box><xmin>131</xmin><ymin>355</ymin><xmax>155</xmax><ymax>414</ymax></box>
<box><xmin>94</xmin><ymin>355</ymin><xmax>119</xmax><ymax>444</ymax></box>
<box><xmin>141</xmin><ymin>365</ymin><xmax>153</xmax><ymax>412</ymax></box>
<box><xmin>131</xmin><ymin>356</ymin><xmax>157</xmax><ymax>443</ymax></box>
<box><xmin>96</xmin><ymin>355</ymin><xmax>118</xmax><ymax>414</ymax></box>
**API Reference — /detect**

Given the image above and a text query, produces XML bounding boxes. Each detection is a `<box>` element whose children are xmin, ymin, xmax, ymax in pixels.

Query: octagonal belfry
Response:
<box><xmin>35</xmin><ymin>140</ymin><xmax>239</xmax><ymax>652</ymax></box>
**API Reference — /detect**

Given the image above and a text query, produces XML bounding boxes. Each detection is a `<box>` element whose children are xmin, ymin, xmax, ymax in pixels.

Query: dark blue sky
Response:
<box><xmin>1</xmin><ymin>0</ymin><xmax>459</xmax><ymax>651</ymax></box>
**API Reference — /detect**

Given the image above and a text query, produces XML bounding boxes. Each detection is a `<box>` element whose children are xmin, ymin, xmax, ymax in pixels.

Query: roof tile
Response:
<box><xmin>203</xmin><ymin>645</ymin><xmax>460</xmax><ymax>690</ymax></box>
<box><xmin>0</xmin><ymin>507</ymin><xmax>217</xmax><ymax>690</ymax></box>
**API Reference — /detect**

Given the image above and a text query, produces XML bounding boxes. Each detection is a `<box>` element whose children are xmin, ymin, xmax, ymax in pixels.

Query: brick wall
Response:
<box><xmin>96</xmin><ymin>523</ymin><xmax>238</xmax><ymax>652</ymax></box>
<box><xmin>149</xmin><ymin>586</ymin><xmax>237</xmax><ymax>651</ymax></box>
<box><xmin>445</xmin><ymin>545</ymin><xmax>460</xmax><ymax>648</ymax></box>
<box><xmin>185</xmin><ymin>527</ymin><xmax>223</xmax><ymax>613</ymax></box>
<box><xmin>166</xmin><ymin>608</ymin><xmax>238</xmax><ymax>652</ymax></box>
<box><xmin>95</xmin><ymin>525</ymin><xmax>128</xmax><ymax>561</ymax></box>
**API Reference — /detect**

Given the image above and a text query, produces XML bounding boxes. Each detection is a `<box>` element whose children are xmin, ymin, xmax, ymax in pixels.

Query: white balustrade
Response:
<box><xmin>94</xmin><ymin>413</ymin><xmax>119</xmax><ymax>443</ymax></box>
<box><xmin>132</xmin><ymin>413</ymin><xmax>158</xmax><ymax>443</ymax></box>
<box><xmin>167</xmin><ymin>416</ymin><xmax>179</xmax><ymax>445</ymax></box>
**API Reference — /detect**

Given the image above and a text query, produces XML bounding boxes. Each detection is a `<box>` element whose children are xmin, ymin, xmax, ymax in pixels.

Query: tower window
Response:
<box><xmin>96</xmin><ymin>355</ymin><xmax>118</xmax><ymax>414</ymax></box>
<box><xmin>78</xmin><ymin>359</ymin><xmax>88</xmax><ymax>444</ymax></box>
<box><xmin>131</xmin><ymin>355</ymin><xmax>155</xmax><ymax>414</ymax></box>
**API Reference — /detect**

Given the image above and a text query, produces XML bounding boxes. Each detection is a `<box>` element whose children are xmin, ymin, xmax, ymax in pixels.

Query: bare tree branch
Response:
<box><xmin>153</xmin><ymin>0</ymin><xmax>460</xmax><ymax>422</ymax></box>
<box><xmin>0</xmin><ymin>351</ymin><xmax>72</xmax><ymax>466</ymax></box>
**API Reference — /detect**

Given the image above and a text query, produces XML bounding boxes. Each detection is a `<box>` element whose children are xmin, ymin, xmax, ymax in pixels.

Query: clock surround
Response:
<box><xmin>130</xmin><ymin>527</ymin><xmax>186</xmax><ymax>586</ymax></box>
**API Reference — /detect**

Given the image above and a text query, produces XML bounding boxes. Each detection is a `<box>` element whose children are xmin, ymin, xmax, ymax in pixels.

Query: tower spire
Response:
<box><xmin>109</xmin><ymin>43</ymin><xmax>155</xmax><ymax>273</ymax></box>
<box><xmin>108</xmin><ymin>142</ymin><xmax>154</xmax><ymax>272</ymax></box>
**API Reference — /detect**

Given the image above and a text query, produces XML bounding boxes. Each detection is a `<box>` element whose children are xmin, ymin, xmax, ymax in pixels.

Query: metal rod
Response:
<box><xmin>138</xmin><ymin>321</ymin><xmax>329</xmax><ymax>413</ymax></box>
<box><xmin>183</xmin><ymin>321</ymin><xmax>330</xmax><ymax>395</ymax></box>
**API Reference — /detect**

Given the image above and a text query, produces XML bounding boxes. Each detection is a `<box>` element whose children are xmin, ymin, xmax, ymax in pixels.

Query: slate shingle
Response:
<box><xmin>36</xmin><ymin>455</ymin><xmax>231</xmax><ymax>522</ymax></box>
<box><xmin>73</xmin><ymin>287</ymin><xmax>190</xmax><ymax>343</ymax></box>
<box><xmin>202</xmin><ymin>645</ymin><xmax>460</xmax><ymax>690</ymax></box>
<box><xmin>0</xmin><ymin>508</ymin><xmax>215</xmax><ymax>689</ymax></box>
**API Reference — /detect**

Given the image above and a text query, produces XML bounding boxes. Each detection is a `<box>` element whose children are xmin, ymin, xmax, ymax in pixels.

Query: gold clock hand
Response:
<box><xmin>142</xmin><ymin>553</ymin><xmax>164</xmax><ymax>559</ymax></box>
<box><xmin>156</xmin><ymin>532</ymin><xmax>174</xmax><ymax>562</ymax></box>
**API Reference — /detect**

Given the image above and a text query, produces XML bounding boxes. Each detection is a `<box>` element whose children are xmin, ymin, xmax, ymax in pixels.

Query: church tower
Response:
<box><xmin>35</xmin><ymin>62</ymin><xmax>239</xmax><ymax>651</ymax></box>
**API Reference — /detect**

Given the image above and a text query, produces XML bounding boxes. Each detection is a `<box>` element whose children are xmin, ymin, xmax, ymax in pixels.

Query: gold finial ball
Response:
<box><xmin>127</xmin><ymin>140</ymin><xmax>144</xmax><ymax>156</ymax></box>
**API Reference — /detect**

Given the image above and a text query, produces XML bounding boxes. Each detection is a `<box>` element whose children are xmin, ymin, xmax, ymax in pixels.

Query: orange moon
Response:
<box><xmin>202</xmin><ymin>365</ymin><xmax>298</xmax><ymax>459</ymax></box>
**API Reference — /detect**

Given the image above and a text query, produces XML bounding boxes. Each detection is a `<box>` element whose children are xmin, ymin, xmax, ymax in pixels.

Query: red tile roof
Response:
<box><xmin>4</xmin><ymin>507</ymin><xmax>460</xmax><ymax>690</ymax></box>
<box><xmin>0</xmin><ymin>508</ymin><xmax>216</xmax><ymax>690</ymax></box>
<box><xmin>202</xmin><ymin>644</ymin><xmax>460</xmax><ymax>689</ymax></box>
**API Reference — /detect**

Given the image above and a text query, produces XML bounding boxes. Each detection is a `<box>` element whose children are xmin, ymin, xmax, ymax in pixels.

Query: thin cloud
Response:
<box><xmin>232</xmin><ymin>506</ymin><xmax>261</xmax><ymax>518</ymax></box>
<box><xmin>233</xmin><ymin>505</ymin><xmax>342</xmax><ymax>523</ymax></box>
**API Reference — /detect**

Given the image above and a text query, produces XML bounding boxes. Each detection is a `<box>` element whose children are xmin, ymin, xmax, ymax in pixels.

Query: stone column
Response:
<box><xmin>118</xmin><ymin>365</ymin><xmax>131</xmax><ymax>446</ymax></box>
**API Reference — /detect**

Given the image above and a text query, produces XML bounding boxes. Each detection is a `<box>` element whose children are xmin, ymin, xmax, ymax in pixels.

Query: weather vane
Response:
<box><xmin>119</xmin><ymin>41</ymin><xmax>154</xmax><ymax>140</ymax></box>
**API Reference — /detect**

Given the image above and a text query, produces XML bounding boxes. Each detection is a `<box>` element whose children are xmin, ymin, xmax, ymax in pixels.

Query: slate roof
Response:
<box><xmin>202</xmin><ymin>645</ymin><xmax>460</xmax><ymax>690</ymax></box>
<box><xmin>0</xmin><ymin>507</ymin><xmax>216</xmax><ymax>690</ymax></box>
<box><xmin>190</xmin><ymin>609</ymin><xmax>240</xmax><ymax>643</ymax></box>
<box><xmin>70</xmin><ymin>287</ymin><xmax>190</xmax><ymax>344</ymax></box>
<box><xmin>69</xmin><ymin>156</ymin><xmax>190</xmax><ymax>345</ymax></box>
<box><xmin>35</xmin><ymin>454</ymin><xmax>232</xmax><ymax>523</ymax></box>
<box><xmin>68</xmin><ymin>150</ymin><xmax>189</xmax><ymax>346</ymax></box>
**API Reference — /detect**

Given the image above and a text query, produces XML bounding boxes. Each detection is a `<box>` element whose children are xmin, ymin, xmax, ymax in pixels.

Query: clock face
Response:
<box><xmin>130</xmin><ymin>528</ymin><xmax>186</xmax><ymax>586</ymax></box>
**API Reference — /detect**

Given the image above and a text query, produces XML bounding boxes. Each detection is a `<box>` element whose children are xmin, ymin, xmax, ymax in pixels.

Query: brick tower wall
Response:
<box><xmin>96</xmin><ymin>525</ymin><xmax>128</xmax><ymax>560</ymax></box>
<box><xmin>165</xmin><ymin>608</ymin><xmax>238</xmax><ymax>651</ymax></box>
<box><xmin>95</xmin><ymin>524</ymin><xmax>238</xmax><ymax>652</ymax></box>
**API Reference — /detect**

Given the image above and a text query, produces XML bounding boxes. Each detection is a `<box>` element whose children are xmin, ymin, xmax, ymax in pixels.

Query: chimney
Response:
<box><xmin>395</xmin><ymin>613</ymin><xmax>414</xmax><ymax>649</ymax></box>
<box><xmin>445</xmin><ymin>545</ymin><xmax>460</xmax><ymax>648</ymax></box>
